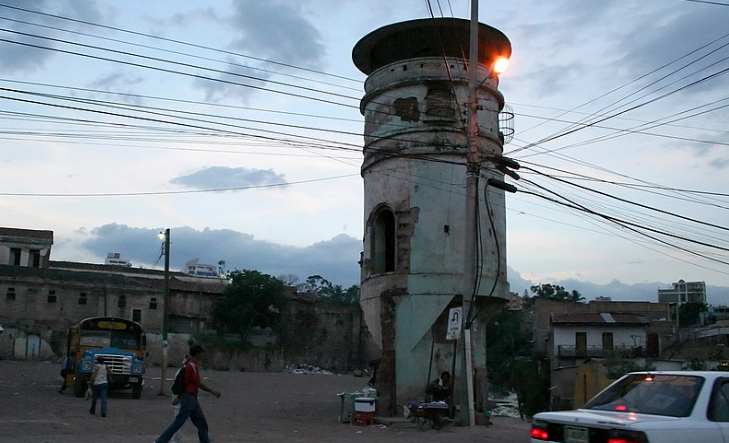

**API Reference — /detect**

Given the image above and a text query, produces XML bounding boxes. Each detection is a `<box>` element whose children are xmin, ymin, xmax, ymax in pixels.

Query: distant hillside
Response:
<box><xmin>508</xmin><ymin>267</ymin><xmax>728</xmax><ymax>306</ymax></box>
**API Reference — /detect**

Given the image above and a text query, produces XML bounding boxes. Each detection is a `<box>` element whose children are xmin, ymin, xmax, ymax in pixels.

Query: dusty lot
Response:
<box><xmin>0</xmin><ymin>360</ymin><xmax>530</xmax><ymax>443</ymax></box>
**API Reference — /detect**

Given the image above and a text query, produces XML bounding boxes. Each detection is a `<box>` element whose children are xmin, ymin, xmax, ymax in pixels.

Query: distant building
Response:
<box><xmin>0</xmin><ymin>227</ymin><xmax>53</xmax><ymax>268</ymax></box>
<box><xmin>594</xmin><ymin>296</ymin><xmax>612</xmax><ymax>302</ymax></box>
<box><xmin>658</xmin><ymin>280</ymin><xmax>706</xmax><ymax>305</ymax></box>
<box><xmin>0</xmin><ymin>227</ymin><xmax>227</xmax><ymax>344</ymax></box>
<box><xmin>508</xmin><ymin>292</ymin><xmax>523</xmax><ymax>310</ymax></box>
<box><xmin>104</xmin><ymin>252</ymin><xmax>132</xmax><ymax>267</ymax></box>
<box><xmin>182</xmin><ymin>259</ymin><xmax>221</xmax><ymax>279</ymax></box>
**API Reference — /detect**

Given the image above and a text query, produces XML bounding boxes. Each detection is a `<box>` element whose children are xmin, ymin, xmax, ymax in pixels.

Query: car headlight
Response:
<box><xmin>82</xmin><ymin>361</ymin><xmax>92</xmax><ymax>371</ymax></box>
<box><xmin>133</xmin><ymin>363</ymin><xmax>143</xmax><ymax>373</ymax></box>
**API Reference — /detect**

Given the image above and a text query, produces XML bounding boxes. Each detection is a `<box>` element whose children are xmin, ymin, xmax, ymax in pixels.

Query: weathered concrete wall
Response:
<box><xmin>357</xmin><ymin>34</ymin><xmax>511</xmax><ymax>413</ymax></box>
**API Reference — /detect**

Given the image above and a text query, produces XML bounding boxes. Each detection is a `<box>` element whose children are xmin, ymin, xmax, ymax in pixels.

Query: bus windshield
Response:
<box><xmin>78</xmin><ymin>329</ymin><xmax>142</xmax><ymax>349</ymax></box>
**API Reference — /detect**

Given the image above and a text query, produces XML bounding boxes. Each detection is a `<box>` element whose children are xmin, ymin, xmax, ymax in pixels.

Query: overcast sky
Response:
<box><xmin>1</xmin><ymin>0</ymin><xmax>728</xmax><ymax>303</ymax></box>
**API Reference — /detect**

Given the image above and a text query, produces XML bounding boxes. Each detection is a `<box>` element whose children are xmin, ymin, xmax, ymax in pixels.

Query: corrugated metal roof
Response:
<box><xmin>551</xmin><ymin>312</ymin><xmax>649</xmax><ymax>325</ymax></box>
<box><xmin>0</xmin><ymin>263</ymin><xmax>227</xmax><ymax>294</ymax></box>
<box><xmin>0</xmin><ymin>227</ymin><xmax>54</xmax><ymax>242</ymax></box>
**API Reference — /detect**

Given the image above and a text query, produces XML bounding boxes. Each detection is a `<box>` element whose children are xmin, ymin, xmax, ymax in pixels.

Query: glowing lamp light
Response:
<box><xmin>158</xmin><ymin>231</ymin><xmax>166</xmax><ymax>240</ymax></box>
<box><xmin>493</xmin><ymin>57</ymin><xmax>510</xmax><ymax>75</ymax></box>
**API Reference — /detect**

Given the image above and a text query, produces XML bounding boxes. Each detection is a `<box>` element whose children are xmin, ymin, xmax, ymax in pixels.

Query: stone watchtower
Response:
<box><xmin>353</xmin><ymin>18</ymin><xmax>512</xmax><ymax>414</ymax></box>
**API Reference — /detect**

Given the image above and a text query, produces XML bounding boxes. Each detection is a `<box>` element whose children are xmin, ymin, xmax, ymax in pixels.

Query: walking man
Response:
<box><xmin>154</xmin><ymin>345</ymin><xmax>221</xmax><ymax>443</ymax></box>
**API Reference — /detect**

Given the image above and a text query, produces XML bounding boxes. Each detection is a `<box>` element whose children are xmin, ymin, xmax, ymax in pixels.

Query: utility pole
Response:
<box><xmin>460</xmin><ymin>0</ymin><xmax>480</xmax><ymax>427</ymax></box>
<box><xmin>159</xmin><ymin>228</ymin><xmax>171</xmax><ymax>396</ymax></box>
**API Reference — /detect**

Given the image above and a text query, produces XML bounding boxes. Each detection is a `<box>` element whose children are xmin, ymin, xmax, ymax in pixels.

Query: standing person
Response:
<box><xmin>88</xmin><ymin>355</ymin><xmax>109</xmax><ymax>417</ymax></box>
<box><xmin>155</xmin><ymin>344</ymin><xmax>221</xmax><ymax>443</ymax></box>
<box><xmin>58</xmin><ymin>356</ymin><xmax>72</xmax><ymax>394</ymax></box>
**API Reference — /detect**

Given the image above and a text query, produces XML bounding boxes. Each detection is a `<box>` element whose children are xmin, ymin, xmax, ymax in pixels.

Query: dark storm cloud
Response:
<box><xmin>227</xmin><ymin>0</ymin><xmax>327</xmax><ymax>69</ymax></box>
<box><xmin>0</xmin><ymin>0</ymin><xmax>105</xmax><ymax>73</ymax></box>
<box><xmin>170</xmin><ymin>166</ymin><xmax>287</xmax><ymax>190</ymax></box>
<box><xmin>82</xmin><ymin>224</ymin><xmax>361</xmax><ymax>287</ymax></box>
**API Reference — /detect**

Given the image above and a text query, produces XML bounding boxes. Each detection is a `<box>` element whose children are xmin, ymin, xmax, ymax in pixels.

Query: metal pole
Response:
<box><xmin>159</xmin><ymin>228</ymin><xmax>170</xmax><ymax>395</ymax></box>
<box><xmin>459</xmin><ymin>0</ymin><xmax>480</xmax><ymax>427</ymax></box>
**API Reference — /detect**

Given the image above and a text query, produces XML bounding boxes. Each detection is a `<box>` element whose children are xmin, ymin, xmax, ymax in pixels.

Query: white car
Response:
<box><xmin>530</xmin><ymin>371</ymin><xmax>729</xmax><ymax>443</ymax></box>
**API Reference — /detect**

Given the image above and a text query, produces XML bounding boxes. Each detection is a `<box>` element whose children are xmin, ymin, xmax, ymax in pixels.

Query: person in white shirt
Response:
<box><xmin>88</xmin><ymin>355</ymin><xmax>110</xmax><ymax>417</ymax></box>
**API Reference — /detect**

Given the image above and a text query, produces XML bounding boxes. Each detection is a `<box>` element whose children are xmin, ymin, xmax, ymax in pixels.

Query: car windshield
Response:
<box><xmin>582</xmin><ymin>374</ymin><xmax>704</xmax><ymax>418</ymax></box>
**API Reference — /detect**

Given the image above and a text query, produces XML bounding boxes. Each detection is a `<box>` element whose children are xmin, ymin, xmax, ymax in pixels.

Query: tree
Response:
<box><xmin>212</xmin><ymin>270</ymin><xmax>288</xmax><ymax>341</ymax></box>
<box><xmin>277</xmin><ymin>274</ymin><xmax>300</xmax><ymax>287</ymax></box>
<box><xmin>529</xmin><ymin>283</ymin><xmax>585</xmax><ymax>304</ymax></box>
<box><xmin>301</xmin><ymin>275</ymin><xmax>360</xmax><ymax>307</ymax></box>
<box><xmin>678</xmin><ymin>302</ymin><xmax>708</xmax><ymax>327</ymax></box>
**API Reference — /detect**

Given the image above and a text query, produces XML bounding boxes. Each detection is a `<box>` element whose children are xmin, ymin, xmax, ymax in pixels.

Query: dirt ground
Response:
<box><xmin>0</xmin><ymin>360</ymin><xmax>530</xmax><ymax>443</ymax></box>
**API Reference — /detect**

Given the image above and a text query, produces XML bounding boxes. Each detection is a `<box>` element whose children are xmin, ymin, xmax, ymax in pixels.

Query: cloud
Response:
<box><xmin>709</xmin><ymin>157</ymin><xmax>729</xmax><ymax>170</ymax></box>
<box><xmin>0</xmin><ymin>0</ymin><xmax>105</xmax><ymax>73</ymax></box>
<box><xmin>227</xmin><ymin>0</ymin><xmax>326</xmax><ymax>69</ymax></box>
<box><xmin>192</xmin><ymin>61</ymin><xmax>271</xmax><ymax>103</ymax></box>
<box><xmin>80</xmin><ymin>223</ymin><xmax>361</xmax><ymax>286</ymax></box>
<box><xmin>170</xmin><ymin>166</ymin><xmax>287</xmax><ymax>190</ymax></box>
<box><xmin>86</xmin><ymin>72</ymin><xmax>145</xmax><ymax>104</ymax></box>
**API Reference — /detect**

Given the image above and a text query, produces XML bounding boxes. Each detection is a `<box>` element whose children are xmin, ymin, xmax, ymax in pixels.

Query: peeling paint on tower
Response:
<box><xmin>353</xmin><ymin>18</ymin><xmax>512</xmax><ymax>415</ymax></box>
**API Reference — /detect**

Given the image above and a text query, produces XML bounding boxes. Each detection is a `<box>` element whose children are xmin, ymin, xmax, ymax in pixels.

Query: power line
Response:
<box><xmin>0</xmin><ymin>174</ymin><xmax>359</xmax><ymax>197</ymax></box>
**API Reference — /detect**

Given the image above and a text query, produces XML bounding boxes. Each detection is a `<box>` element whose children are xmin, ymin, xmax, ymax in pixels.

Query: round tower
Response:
<box><xmin>353</xmin><ymin>18</ymin><xmax>512</xmax><ymax>412</ymax></box>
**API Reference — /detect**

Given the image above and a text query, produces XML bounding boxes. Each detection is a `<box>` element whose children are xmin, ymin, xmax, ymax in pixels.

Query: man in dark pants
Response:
<box><xmin>154</xmin><ymin>344</ymin><xmax>221</xmax><ymax>443</ymax></box>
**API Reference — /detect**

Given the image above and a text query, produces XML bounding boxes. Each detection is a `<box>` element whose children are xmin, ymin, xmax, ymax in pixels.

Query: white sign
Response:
<box><xmin>446</xmin><ymin>307</ymin><xmax>462</xmax><ymax>340</ymax></box>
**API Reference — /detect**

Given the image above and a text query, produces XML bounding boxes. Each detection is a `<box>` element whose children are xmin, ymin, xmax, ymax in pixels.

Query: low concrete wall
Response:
<box><xmin>0</xmin><ymin>328</ymin><xmax>55</xmax><ymax>360</ymax></box>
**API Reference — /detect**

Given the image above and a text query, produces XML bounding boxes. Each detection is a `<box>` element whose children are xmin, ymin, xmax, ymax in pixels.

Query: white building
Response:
<box><xmin>182</xmin><ymin>259</ymin><xmax>220</xmax><ymax>279</ymax></box>
<box><xmin>657</xmin><ymin>280</ymin><xmax>706</xmax><ymax>305</ymax></box>
<box><xmin>104</xmin><ymin>252</ymin><xmax>132</xmax><ymax>267</ymax></box>
<box><xmin>551</xmin><ymin>312</ymin><xmax>650</xmax><ymax>363</ymax></box>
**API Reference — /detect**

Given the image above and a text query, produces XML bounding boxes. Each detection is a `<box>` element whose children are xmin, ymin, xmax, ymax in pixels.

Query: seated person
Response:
<box><xmin>426</xmin><ymin>371</ymin><xmax>451</xmax><ymax>402</ymax></box>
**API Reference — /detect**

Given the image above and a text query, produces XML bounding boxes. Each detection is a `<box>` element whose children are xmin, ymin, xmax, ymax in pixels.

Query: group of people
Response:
<box><xmin>62</xmin><ymin>346</ymin><xmax>451</xmax><ymax>442</ymax></box>
<box><xmin>59</xmin><ymin>344</ymin><xmax>221</xmax><ymax>443</ymax></box>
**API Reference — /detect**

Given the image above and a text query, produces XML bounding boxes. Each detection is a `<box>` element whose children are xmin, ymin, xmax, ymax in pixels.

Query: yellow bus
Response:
<box><xmin>61</xmin><ymin>317</ymin><xmax>147</xmax><ymax>399</ymax></box>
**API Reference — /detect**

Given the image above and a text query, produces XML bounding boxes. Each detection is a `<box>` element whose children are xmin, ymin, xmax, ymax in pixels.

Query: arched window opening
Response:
<box><xmin>372</xmin><ymin>209</ymin><xmax>396</xmax><ymax>274</ymax></box>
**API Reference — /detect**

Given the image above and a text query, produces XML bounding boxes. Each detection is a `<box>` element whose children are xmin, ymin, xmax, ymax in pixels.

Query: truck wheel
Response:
<box><xmin>132</xmin><ymin>383</ymin><xmax>142</xmax><ymax>399</ymax></box>
<box><xmin>73</xmin><ymin>376</ymin><xmax>86</xmax><ymax>398</ymax></box>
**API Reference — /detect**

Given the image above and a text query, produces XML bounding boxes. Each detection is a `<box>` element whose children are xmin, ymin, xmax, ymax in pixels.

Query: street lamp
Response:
<box><xmin>158</xmin><ymin>228</ymin><xmax>170</xmax><ymax>395</ymax></box>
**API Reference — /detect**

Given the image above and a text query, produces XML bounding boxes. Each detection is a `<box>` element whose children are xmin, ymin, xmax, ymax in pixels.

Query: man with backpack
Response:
<box><xmin>169</xmin><ymin>356</ymin><xmax>188</xmax><ymax>443</ymax></box>
<box><xmin>154</xmin><ymin>344</ymin><xmax>221</xmax><ymax>443</ymax></box>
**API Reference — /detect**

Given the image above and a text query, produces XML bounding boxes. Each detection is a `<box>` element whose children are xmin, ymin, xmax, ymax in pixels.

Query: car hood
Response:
<box><xmin>534</xmin><ymin>409</ymin><xmax>680</xmax><ymax>427</ymax></box>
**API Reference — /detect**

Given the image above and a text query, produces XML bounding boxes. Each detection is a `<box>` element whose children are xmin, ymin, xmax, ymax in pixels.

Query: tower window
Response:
<box><xmin>6</xmin><ymin>287</ymin><xmax>16</xmax><ymax>301</ymax></box>
<box><xmin>78</xmin><ymin>292</ymin><xmax>87</xmax><ymax>305</ymax></box>
<box><xmin>47</xmin><ymin>290</ymin><xmax>57</xmax><ymax>303</ymax></box>
<box><xmin>118</xmin><ymin>295</ymin><xmax>126</xmax><ymax>308</ymax></box>
<box><xmin>149</xmin><ymin>297</ymin><xmax>158</xmax><ymax>310</ymax></box>
<box><xmin>372</xmin><ymin>208</ymin><xmax>396</xmax><ymax>274</ymax></box>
